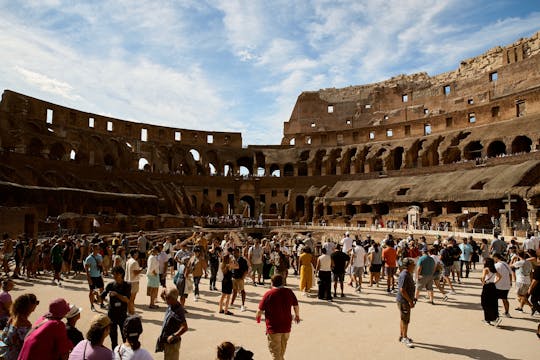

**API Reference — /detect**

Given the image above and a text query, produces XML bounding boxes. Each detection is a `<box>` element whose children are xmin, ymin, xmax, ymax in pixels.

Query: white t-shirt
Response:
<box><xmin>352</xmin><ymin>246</ymin><xmax>366</xmax><ymax>267</ymax></box>
<box><xmin>341</xmin><ymin>236</ymin><xmax>353</xmax><ymax>254</ymax></box>
<box><xmin>248</xmin><ymin>245</ymin><xmax>263</xmax><ymax>265</ymax></box>
<box><xmin>317</xmin><ymin>254</ymin><xmax>332</xmax><ymax>271</ymax></box>
<box><xmin>495</xmin><ymin>261</ymin><xmax>512</xmax><ymax>290</ymax></box>
<box><xmin>523</xmin><ymin>236</ymin><xmax>539</xmax><ymax>251</ymax></box>
<box><xmin>114</xmin><ymin>344</ymin><xmax>153</xmax><ymax>360</ymax></box>
<box><xmin>322</xmin><ymin>241</ymin><xmax>336</xmax><ymax>254</ymax></box>
<box><xmin>125</xmin><ymin>258</ymin><xmax>140</xmax><ymax>283</ymax></box>
<box><xmin>146</xmin><ymin>255</ymin><xmax>159</xmax><ymax>276</ymax></box>
<box><xmin>513</xmin><ymin>259</ymin><xmax>532</xmax><ymax>284</ymax></box>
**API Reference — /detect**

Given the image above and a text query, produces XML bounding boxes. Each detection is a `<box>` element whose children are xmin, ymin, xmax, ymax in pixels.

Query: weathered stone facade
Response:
<box><xmin>1</xmin><ymin>32</ymin><xmax>540</xmax><ymax>237</ymax></box>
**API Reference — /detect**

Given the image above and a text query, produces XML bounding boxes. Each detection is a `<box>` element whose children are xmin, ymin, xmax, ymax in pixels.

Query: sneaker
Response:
<box><xmin>504</xmin><ymin>312</ymin><xmax>511</xmax><ymax>318</ymax></box>
<box><xmin>514</xmin><ymin>307</ymin><xmax>523</xmax><ymax>312</ymax></box>
<box><xmin>481</xmin><ymin>320</ymin><xmax>492</xmax><ymax>326</ymax></box>
<box><xmin>194</xmin><ymin>295</ymin><xmax>199</xmax><ymax>302</ymax></box>
<box><xmin>340</xmin><ymin>294</ymin><xmax>345</xmax><ymax>298</ymax></box>
<box><xmin>240</xmin><ymin>305</ymin><xmax>246</xmax><ymax>312</ymax></box>
<box><xmin>398</xmin><ymin>336</ymin><xmax>402</xmax><ymax>342</ymax></box>
<box><xmin>401</xmin><ymin>337</ymin><xmax>414</xmax><ymax>348</ymax></box>
<box><xmin>494</xmin><ymin>317</ymin><xmax>503</xmax><ymax>327</ymax></box>
<box><xmin>387</xmin><ymin>288</ymin><xmax>391</xmax><ymax>293</ymax></box>
<box><xmin>90</xmin><ymin>305</ymin><xmax>96</xmax><ymax>312</ymax></box>
<box><xmin>449</xmin><ymin>290</ymin><xmax>457</xmax><ymax>295</ymax></box>
<box><xmin>219</xmin><ymin>309</ymin><xmax>224</xmax><ymax>314</ymax></box>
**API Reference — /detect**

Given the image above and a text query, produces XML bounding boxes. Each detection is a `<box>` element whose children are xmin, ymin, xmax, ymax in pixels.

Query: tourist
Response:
<box><xmin>415</xmin><ymin>248</ymin><xmax>436</xmax><ymax>304</ymax></box>
<box><xmin>157</xmin><ymin>287</ymin><xmax>188</xmax><ymax>360</ymax></box>
<box><xmin>512</xmin><ymin>250</ymin><xmax>533</xmax><ymax>313</ymax></box>
<box><xmin>316</xmin><ymin>248</ymin><xmax>332</xmax><ymax>301</ymax></box>
<box><xmin>18</xmin><ymin>298</ymin><xmax>73</xmax><ymax>360</ymax></box>
<box><xmin>157</xmin><ymin>244</ymin><xmax>169</xmax><ymax>289</ymax></box>
<box><xmin>208</xmin><ymin>241</ymin><xmax>222</xmax><ymax>290</ymax></box>
<box><xmin>230</xmin><ymin>247</ymin><xmax>248</xmax><ymax>311</ymax></box>
<box><xmin>490</xmin><ymin>235</ymin><xmax>507</xmax><ymax>256</ymax></box>
<box><xmin>256</xmin><ymin>274</ymin><xmax>300</xmax><ymax>360</ymax></box>
<box><xmin>273</xmin><ymin>244</ymin><xmax>290</xmax><ymax>286</ymax></box>
<box><xmin>62</xmin><ymin>236</ymin><xmax>74</xmax><ymax>277</ymax></box>
<box><xmin>113</xmin><ymin>315</ymin><xmax>153</xmax><ymax>360</ymax></box>
<box><xmin>12</xmin><ymin>236</ymin><xmax>24</xmax><ymax>279</ymax></box>
<box><xmin>173</xmin><ymin>256</ymin><xmax>191</xmax><ymax>309</ymax></box>
<box><xmin>527</xmin><ymin>249</ymin><xmax>540</xmax><ymax>316</ymax></box>
<box><xmin>218</xmin><ymin>250</ymin><xmax>237</xmax><ymax>315</ymax></box>
<box><xmin>368</xmin><ymin>242</ymin><xmax>382</xmax><ymax>287</ymax></box>
<box><xmin>298</xmin><ymin>247</ymin><xmax>313</xmax><ymax>296</ymax></box>
<box><xmin>479</xmin><ymin>238</ymin><xmax>490</xmax><ymax>264</ymax></box>
<box><xmin>85</xmin><ymin>244</ymin><xmax>106</xmax><ymax>311</ymax></box>
<box><xmin>0</xmin><ymin>278</ymin><xmax>14</xmax><ymax>329</ymax></box>
<box><xmin>351</xmin><ymin>240</ymin><xmax>367</xmax><ymax>293</ymax></box>
<box><xmin>101</xmin><ymin>266</ymin><xmax>131</xmax><ymax>349</ymax></box>
<box><xmin>146</xmin><ymin>246</ymin><xmax>160</xmax><ymax>309</ymax></box>
<box><xmin>163</xmin><ymin>236</ymin><xmax>175</xmax><ymax>276</ymax></box>
<box><xmin>480</xmin><ymin>257</ymin><xmax>500</xmax><ymax>325</ymax></box>
<box><xmin>188</xmin><ymin>246</ymin><xmax>205</xmax><ymax>301</ymax></box>
<box><xmin>248</xmin><ymin>239</ymin><xmax>264</xmax><ymax>286</ymax></box>
<box><xmin>217</xmin><ymin>341</ymin><xmax>255</xmax><ymax>360</ymax></box>
<box><xmin>0</xmin><ymin>293</ymin><xmax>39</xmax><ymax>360</ymax></box>
<box><xmin>382</xmin><ymin>239</ymin><xmax>398</xmax><ymax>293</ymax></box>
<box><xmin>262</xmin><ymin>239</ymin><xmax>273</xmax><ymax>282</ymax></box>
<box><xmin>331</xmin><ymin>244</ymin><xmax>350</xmax><ymax>298</ymax></box>
<box><xmin>439</xmin><ymin>241</ymin><xmax>457</xmax><ymax>294</ymax></box>
<box><xmin>396</xmin><ymin>258</ymin><xmax>415</xmax><ymax>348</ymax></box>
<box><xmin>459</xmin><ymin>237</ymin><xmax>473</xmax><ymax>278</ymax></box>
<box><xmin>125</xmin><ymin>250</ymin><xmax>142</xmax><ymax>315</ymax></box>
<box><xmin>1</xmin><ymin>234</ymin><xmax>13</xmax><ymax>276</ymax></box>
<box><xmin>429</xmin><ymin>248</ymin><xmax>448</xmax><ymax>301</ymax></box>
<box><xmin>65</xmin><ymin>304</ymin><xmax>84</xmax><ymax>347</ymax></box>
<box><xmin>69</xmin><ymin>314</ymin><xmax>113</xmax><ymax>360</ymax></box>
<box><xmin>493</xmin><ymin>252</ymin><xmax>513</xmax><ymax>318</ymax></box>
<box><xmin>137</xmin><ymin>231</ymin><xmax>148</xmax><ymax>268</ymax></box>
<box><xmin>50</xmin><ymin>237</ymin><xmax>64</xmax><ymax>286</ymax></box>
<box><xmin>113</xmin><ymin>246</ymin><xmax>127</xmax><ymax>270</ymax></box>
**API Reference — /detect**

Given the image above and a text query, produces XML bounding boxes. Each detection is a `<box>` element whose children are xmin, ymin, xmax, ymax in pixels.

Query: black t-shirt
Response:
<box><xmin>533</xmin><ymin>265</ymin><xmax>540</xmax><ymax>296</ymax></box>
<box><xmin>331</xmin><ymin>251</ymin><xmax>350</xmax><ymax>273</ymax></box>
<box><xmin>66</xmin><ymin>324</ymin><xmax>84</xmax><ymax>347</ymax></box>
<box><xmin>102</xmin><ymin>281</ymin><xmax>131</xmax><ymax>321</ymax></box>
<box><xmin>232</xmin><ymin>256</ymin><xmax>248</xmax><ymax>279</ymax></box>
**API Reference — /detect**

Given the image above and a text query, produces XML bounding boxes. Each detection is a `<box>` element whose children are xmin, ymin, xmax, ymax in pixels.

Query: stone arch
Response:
<box><xmin>49</xmin><ymin>142</ymin><xmax>66</xmax><ymax>161</ymax></box>
<box><xmin>269</xmin><ymin>203</ymin><xmax>278</xmax><ymax>214</ymax></box>
<box><xmin>206</xmin><ymin>150</ymin><xmax>220</xmax><ymax>175</ymax></box>
<box><xmin>368</xmin><ymin>148</ymin><xmax>386</xmax><ymax>172</ymax></box>
<box><xmin>255</xmin><ymin>151</ymin><xmax>266</xmax><ymax>170</ymax></box>
<box><xmin>463</xmin><ymin>141</ymin><xmax>483</xmax><ymax>160</ymax></box>
<box><xmin>346</xmin><ymin>204</ymin><xmax>357</xmax><ymax>216</ymax></box>
<box><xmin>421</xmin><ymin>137</ymin><xmax>442</xmax><ymax>167</ymax></box>
<box><xmin>340</xmin><ymin>148</ymin><xmax>356</xmax><ymax>174</ymax></box>
<box><xmin>138</xmin><ymin>158</ymin><xmax>150</xmax><ymax>171</ymax></box>
<box><xmin>404</xmin><ymin>140</ymin><xmax>424</xmax><ymax>169</ymax></box>
<box><xmin>69</xmin><ymin>149</ymin><xmax>76</xmax><ymax>160</ymax></box>
<box><xmin>312</xmin><ymin>149</ymin><xmax>326</xmax><ymax>176</ymax></box>
<box><xmin>325</xmin><ymin>148</ymin><xmax>341</xmax><ymax>175</ymax></box>
<box><xmin>240</xmin><ymin>195</ymin><xmax>255</xmax><ymax>218</ymax></box>
<box><xmin>27</xmin><ymin>137</ymin><xmax>44</xmax><ymax>157</ymax></box>
<box><xmin>486</xmin><ymin>140</ymin><xmax>506</xmax><ymax>157</ymax></box>
<box><xmin>283</xmin><ymin>163</ymin><xmax>294</xmax><ymax>176</ymax></box>
<box><xmin>223</xmin><ymin>162</ymin><xmax>234</xmax><ymax>176</ymax></box>
<box><xmin>386</xmin><ymin>146</ymin><xmax>404</xmax><ymax>171</ymax></box>
<box><xmin>295</xmin><ymin>195</ymin><xmax>305</xmax><ymax>219</ymax></box>
<box><xmin>189</xmin><ymin>149</ymin><xmax>200</xmax><ymax>161</ymax></box>
<box><xmin>353</xmin><ymin>146</ymin><xmax>369</xmax><ymax>173</ymax></box>
<box><xmin>511</xmin><ymin>136</ymin><xmax>532</xmax><ymax>154</ymax></box>
<box><xmin>298</xmin><ymin>150</ymin><xmax>310</xmax><ymax>176</ymax></box>
<box><xmin>269</xmin><ymin>163</ymin><xmax>280</xmax><ymax>177</ymax></box>
<box><xmin>442</xmin><ymin>147</ymin><xmax>461</xmax><ymax>164</ymax></box>
<box><xmin>208</xmin><ymin>162</ymin><xmax>217</xmax><ymax>175</ymax></box>
<box><xmin>237</xmin><ymin>156</ymin><xmax>253</xmax><ymax>175</ymax></box>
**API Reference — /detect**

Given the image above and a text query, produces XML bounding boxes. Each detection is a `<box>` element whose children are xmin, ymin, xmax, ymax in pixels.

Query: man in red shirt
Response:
<box><xmin>256</xmin><ymin>274</ymin><xmax>300</xmax><ymax>360</ymax></box>
<box><xmin>382</xmin><ymin>240</ymin><xmax>398</xmax><ymax>293</ymax></box>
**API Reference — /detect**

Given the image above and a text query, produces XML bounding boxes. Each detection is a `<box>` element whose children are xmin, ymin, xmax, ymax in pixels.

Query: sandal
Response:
<box><xmin>225</xmin><ymin>311</ymin><xmax>234</xmax><ymax>315</ymax></box>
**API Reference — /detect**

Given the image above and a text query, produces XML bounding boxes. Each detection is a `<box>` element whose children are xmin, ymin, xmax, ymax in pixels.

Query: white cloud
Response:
<box><xmin>15</xmin><ymin>66</ymin><xmax>80</xmax><ymax>100</ymax></box>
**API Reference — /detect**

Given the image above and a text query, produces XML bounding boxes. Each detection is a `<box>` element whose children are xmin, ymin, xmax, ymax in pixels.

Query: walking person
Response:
<box><xmin>187</xmin><ymin>246</ymin><xmax>204</xmax><ymax>302</ymax></box>
<box><xmin>0</xmin><ymin>293</ymin><xmax>39</xmax><ymax>360</ymax></box>
<box><xmin>125</xmin><ymin>250</ymin><xmax>142</xmax><ymax>315</ymax></box>
<box><xmin>208</xmin><ymin>242</ymin><xmax>221</xmax><ymax>291</ymax></box>
<box><xmin>157</xmin><ymin>288</ymin><xmax>188</xmax><ymax>360</ymax></box>
<box><xmin>100</xmin><ymin>266</ymin><xmax>131</xmax><ymax>350</ymax></box>
<box><xmin>146</xmin><ymin>246</ymin><xmax>160</xmax><ymax>309</ymax></box>
<box><xmin>230</xmin><ymin>248</ymin><xmax>248</xmax><ymax>311</ymax></box>
<box><xmin>396</xmin><ymin>258</ymin><xmax>416</xmax><ymax>348</ymax></box>
<box><xmin>493</xmin><ymin>252</ymin><xmax>513</xmax><ymax>319</ymax></box>
<box><xmin>256</xmin><ymin>274</ymin><xmax>300</xmax><ymax>360</ymax></box>
<box><xmin>331</xmin><ymin>245</ymin><xmax>350</xmax><ymax>298</ymax></box>
<box><xmin>219</xmin><ymin>250</ymin><xmax>237</xmax><ymax>315</ymax></box>
<box><xmin>298</xmin><ymin>247</ymin><xmax>313</xmax><ymax>296</ymax></box>
<box><xmin>480</xmin><ymin>257</ymin><xmax>501</xmax><ymax>325</ymax></box>
<box><xmin>316</xmin><ymin>248</ymin><xmax>332</xmax><ymax>301</ymax></box>
<box><xmin>459</xmin><ymin>237</ymin><xmax>473</xmax><ymax>278</ymax></box>
<box><xmin>512</xmin><ymin>250</ymin><xmax>534</xmax><ymax>313</ymax></box>
<box><xmin>85</xmin><ymin>244</ymin><xmax>106</xmax><ymax>311</ymax></box>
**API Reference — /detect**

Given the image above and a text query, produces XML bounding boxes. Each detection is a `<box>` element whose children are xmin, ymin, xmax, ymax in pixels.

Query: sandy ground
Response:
<box><xmin>8</xmin><ymin>266</ymin><xmax>539</xmax><ymax>360</ymax></box>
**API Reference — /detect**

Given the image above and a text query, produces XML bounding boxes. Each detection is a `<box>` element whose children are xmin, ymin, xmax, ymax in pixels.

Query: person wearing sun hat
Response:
<box><xmin>65</xmin><ymin>304</ymin><xmax>84</xmax><ymax>347</ymax></box>
<box><xmin>18</xmin><ymin>298</ymin><xmax>73</xmax><ymax>360</ymax></box>
<box><xmin>69</xmin><ymin>314</ymin><xmax>113</xmax><ymax>359</ymax></box>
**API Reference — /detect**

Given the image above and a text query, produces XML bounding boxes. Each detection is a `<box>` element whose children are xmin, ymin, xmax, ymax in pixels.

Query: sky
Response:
<box><xmin>1</xmin><ymin>1</ymin><xmax>539</xmax><ymax>146</ymax></box>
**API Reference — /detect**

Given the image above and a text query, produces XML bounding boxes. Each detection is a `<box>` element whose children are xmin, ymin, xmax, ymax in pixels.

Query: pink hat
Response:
<box><xmin>45</xmin><ymin>298</ymin><xmax>70</xmax><ymax>319</ymax></box>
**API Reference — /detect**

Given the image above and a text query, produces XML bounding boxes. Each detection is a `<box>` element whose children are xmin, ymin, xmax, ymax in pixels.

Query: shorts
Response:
<box><xmin>416</xmin><ymin>275</ymin><xmax>434</xmax><ymax>291</ymax></box>
<box><xmin>452</xmin><ymin>261</ymin><xmax>460</xmax><ymax>271</ymax></box>
<box><xmin>386</xmin><ymin>267</ymin><xmax>397</xmax><ymax>277</ymax></box>
<box><xmin>332</xmin><ymin>272</ymin><xmax>345</xmax><ymax>282</ymax></box>
<box><xmin>397</xmin><ymin>302</ymin><xmax>411</xmax><ymax>324</ymax></box>
<box><xmin>516</xmin><ymin>283</ymin><xmax>529</xmax><ymax>297</ymax></box>
<box><xmin>232</xmin><ymin>278</ymin><xmax>245</xmax><ymax>291</ymax></box>
<box><xmin>129</xmin><ymin>282</ymin><xmax>139</xmax><ymax>295</ymax></box>
<box><xmin>496</xmin><ymin>289</ymin><xmax>509</xmax><ymax>300</ymax></box>
<box><xmin>443</xmin><ymin>265</ymin><xmax>452</xmax><ymax>277</ymax></box>
<box><xmin>89</xmin><ymin>276</ymin><xmax>104</xmax><ymax>290</ymax></box>
<box><xmin>369</xmin><ymin>264</ymin><xmax>382</xmax><ymax>273</ymax></box>
<box><xmin>53</xmin><ymin>262</ymin><xmax>62</xmax><ymax>273</ymax></box>
<box><xmin>352</xmin><ymin>266</ymin><xmax>364</xmax><ymax>277</ymax></box>
<box><xmin>159</xmin><ymin>273</ymin><xmax>166</xmax><ymax>287</ymax></box>
<box><xmin>251</xmin><ymin>263</ymin><xmax>263</xmax><ymax>276</ymax></box>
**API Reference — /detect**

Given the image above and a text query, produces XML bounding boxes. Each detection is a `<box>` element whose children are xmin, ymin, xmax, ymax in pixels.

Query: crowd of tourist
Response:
<box><xmin>0</xmin><ymin>229</ymin><xmax>538</xmax><ymax>358</ymax></box>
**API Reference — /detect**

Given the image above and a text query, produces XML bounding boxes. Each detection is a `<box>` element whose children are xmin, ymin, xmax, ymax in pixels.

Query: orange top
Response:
<box><xmin>382</xmin><ymin>247</ymin><xmax>397</xmax><ymax>267</ymax></box>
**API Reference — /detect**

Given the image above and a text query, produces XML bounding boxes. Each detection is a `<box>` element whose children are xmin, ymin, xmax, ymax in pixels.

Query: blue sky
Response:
<box><xmin>1</xmin><ymin>1</ymin><xmax>539</xmax><ymax>145</ymax></box>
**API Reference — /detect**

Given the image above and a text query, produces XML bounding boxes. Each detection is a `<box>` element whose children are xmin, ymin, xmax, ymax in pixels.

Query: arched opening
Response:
<box><xmin>237</xmin><ymin>156</ymin><xmax>253</xmax><ymax>175</ymax></box>
<box><xmin>289</xmin><ymin>138</ymin><xmax>295</xmax><ymax>145</ymax></box>
<box><xmin>283</xmin><ymin>163</ymin><xmax>294</xmax><ymax>176</ymax></box>
<box><xmin>296</xmin><ymin>195</ymin><xmax>305</xmax><ymax>219</ymax></box>
<box><xmin>486</xmin><ymin>140</ymin><xmax>506</xmax><ymax>157</ymax></box>
<box><xmin>70</xmin><ymin>149</ymin><xmax>76</xmax><ymax>160</ymax></box>
<box><xmin>239</xmin><ymin>166</ymin><xmax>250</xmax><ymax>176</ymax></box>
<box><xmin>224</xmin><ymin>164</ymin><xmax>233</xmax><ymax>176</ymax></box>
<box><xmin>463</xmin><ymin>141</ymin><xmax>483</xmax><ymax>160</ymax></box>
<box><xmin>138</xmin><ymin>158</ymin><xmax>150</xmax><ymax>171</ymax></box>
<box><xmin>240</xmin><ymin>195</ymin><xmax>255</xmax><ymax>218</ymax></box>
<box><xmin>388</xmin><ymin>147</ymin><xmax>404</xmax><ymax>170</ymax></box>
<box><xmin>209</xmin><ymin>163</ymin><xmax>217</xmax><ymax>175</ymax></box>
<box><xmin>27</xmin><ymin>138</ymin><xmax>44</xmax><ymax>157</ymax></box>
<box><xmin>511</xmin><ymin>136</ymin><xmax>532</xmax><ymax>154</ymax></box>
<box><xmin>442</xmin><ymin>147</ymin><xmax>461</xmax><ymax>164</ymax></box>
<box><xmin>298</xmin><ymin>163</ymin><xmax>308</xmax><ymax>176</ymax></box>
<box><xmin>191</xmin><ymin>195</ymin><xmax>198</xmax><ymax>211</ymax></box>
<box><xmin>346</xmin><ymin>204</ymin><xmax>357</xmax><ymax>216</ymax></box>
<box><xmin>269</xmin><ymin>164</ymin><xmax>280</xmax><ymax>177</ymax></box>
<box><xmin>49</xmin><ymin>142</ymin><xmax>66</xmax><ymax>161</ymax></box>
<box><xmin>189</xmin><ymin>149</ymin><xmax>200</xmax><ymax>161</ymax></box>
<box><xmin>257</xmin><ymin>167</ymin><xmax>265</xmax><ymax>176</ymax></box>
<box><xmin>313</xmin><ymin>150</ymin><xmax>326</xmax><ymax>176</ymax></box>
<box><xmin>269</xmin><ymin>203</ymin><xmax>278</xmax><ymax>214</ymax></box>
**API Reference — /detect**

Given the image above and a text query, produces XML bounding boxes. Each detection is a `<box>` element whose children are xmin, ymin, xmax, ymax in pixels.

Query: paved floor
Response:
<box><xmin>9</xmin><ymin>267</ymin><xmax>539</xmax><ymax>359</ymax></box>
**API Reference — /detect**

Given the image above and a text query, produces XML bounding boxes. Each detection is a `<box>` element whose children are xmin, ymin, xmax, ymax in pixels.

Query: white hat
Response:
<box><xmin>65</xmin><ymin>304</ymin><xmax>82</xmax><ymax>319</ymax></box>
<box><xmin>345</xmin><ymin>232</ymin><xmax>350</xmax><ymax>236</ymax></box>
